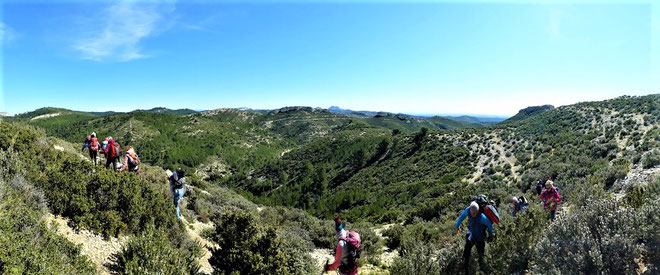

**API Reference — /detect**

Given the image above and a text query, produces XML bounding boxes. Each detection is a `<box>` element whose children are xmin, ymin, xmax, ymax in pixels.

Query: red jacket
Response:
<box><xmin>539</xmin><ymin>187</ymin><xmax>561</xmax><ymax>211</ymax></box>
<box><xmin>104</xmin><ymin>140</ymin><xmax>117</xmax><ymax>158</ymax></box>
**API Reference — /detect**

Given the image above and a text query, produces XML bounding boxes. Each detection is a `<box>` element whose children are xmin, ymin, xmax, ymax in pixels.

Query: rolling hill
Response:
<box><xmin>2</xmin><ymin>94</ymin><xmax>659</xmax><ymax>274</ymax></box>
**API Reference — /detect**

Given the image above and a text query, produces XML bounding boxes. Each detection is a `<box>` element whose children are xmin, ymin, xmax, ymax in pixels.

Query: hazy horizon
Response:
<box><xmin>7</xmin><ymin>91</ymin><xmax>656</xmax><ymax>118</ymax></box>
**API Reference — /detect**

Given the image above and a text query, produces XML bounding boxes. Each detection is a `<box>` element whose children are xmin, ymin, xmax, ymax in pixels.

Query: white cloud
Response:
<box><xmin>73</xmin><ymin>0</ymin><xmax>175</xmax><ymax>62</ymax></box>
<box><xmin>0</xmin><ymin>22</ymin><xmax>16</xmax><ymax>44</ymax></box>
<box><xmin>0</xmin><ymin>22</ymin><xmax>5</xmax><ymax>42</ymax></box>
<box><xmin>548</xmin><ymin>9</ymin><xmax>563</xmax><ymax>38</ymax></box>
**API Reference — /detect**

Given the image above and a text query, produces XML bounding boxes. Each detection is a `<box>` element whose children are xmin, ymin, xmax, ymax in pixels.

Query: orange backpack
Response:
<box><xmin>90</xmin><ymin>137</ymin><xmax>99</xmax><ymax>151</ymax></box>
<box><xmin>128</xmin><ymin>151</ymin><xmax>140</xmax><ymax>166</ymax></box>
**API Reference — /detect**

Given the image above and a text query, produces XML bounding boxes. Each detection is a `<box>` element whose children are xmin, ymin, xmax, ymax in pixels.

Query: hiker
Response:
<box><xmin>103</xmin><ymin>137</ymin><xmax>120</xmax><ymax>171</ymax></box>
<box><xmin>81</xmin><ymin>135</ymin><xmax>91</xmax><ymax>151</ymax></box>
<box><xmin>455</xmin><ymin>201</ymin><xmax>495</xmax><ymax>275</ymax></box>
<box><xmin>101</xmin><ymin>137</ymin><xmax>109</xmax><ymax>153</ymax></box>
<box><xmin>168</xmin><ymin>168</ymin><xmax>186</xmax><ymax>219</ymax></box>
<box><xmin>119</xmin><ymin>145</ymin><xmax>140</xmax><ymax>172</ymax></box>
<box><xmin>511</xmin><ymin>195</ymin><xmax>528</xmax><ymax>217</ymax></box>
<box><xmin>539</xmin><ymin>180</ymin><xmax>561</xmax><ymax>220</ymax></box>
<box><xmin>113</xmin><ymin>140</ymin><xmax>122</xmax><ymax>169</ymax></box>
<box><xmin>324</xmin><ymin>216</ymin><xmax>360</xmax><ymax>275</ymax></box>
<box><xmin>87</xmin><ymin>133</ymin><xmax>100</xmax><ymax>166</ymax></box>
<box><xmin>535</xmin><ymin>175</ymin><xmax>551</xmax><ymax>195</ymax></box>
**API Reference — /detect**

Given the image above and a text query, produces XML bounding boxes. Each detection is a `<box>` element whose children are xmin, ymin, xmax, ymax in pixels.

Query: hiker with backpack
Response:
<box><xmin>539</xmin><ymin>180</ymin><xmax>561</xmax><ymax>220</ymax></box>
<box><xmin>168</xmin><ymin>168</ymin><xmax>186</xmax><ymax>219</ymax></box>
<box><xmin>81</xmin><ymin>135</ymin><xmax>91</xmax><ymax>151</ymax></box>
<box><xmin>511</xmin><ymin>195</ymin><xmax>528</xmax><ymax>217</ymax></box>
<box><xmin>324</xmin><ymin>216</ymin><xmax>360</xmax><ymax>275</ymax></box>
<box><xmin>101</xmin><ymin>137</ymin><xmax>109</xmax><ymax>153</ymax></box>
<box><xmin>455</xmin><ymin>200</ymin><xmax>495</xmax><ymax>275</ymax></box>
<box><xmin>103</xmin><ymin>137</ymin><xmax>120</xmax><ymax>171</ymax></box>
<box><xmin>119</xmin><ymin>145</ymin><xmax>140</xmax><ymax>172</ymax></box>
<box><xmin>113</xmin><ymin>140</ymin><xmax>122</xmax><ymax>169</ymax></box>
<box><xmin>87</xmin><ymin>133</ymin><xmax>100</xmax><ymax>166</ymax></box>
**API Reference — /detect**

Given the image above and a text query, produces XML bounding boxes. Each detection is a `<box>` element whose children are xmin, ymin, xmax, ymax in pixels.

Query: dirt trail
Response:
<box><xmin>182</xmin><ymin>217</ymin><xmax>215</xmax><ymax>274</ymax></box>
<box><xmin>44</xmin><ymin>213</ymin><xmax>127</xmax><ymax>275</ymax></box>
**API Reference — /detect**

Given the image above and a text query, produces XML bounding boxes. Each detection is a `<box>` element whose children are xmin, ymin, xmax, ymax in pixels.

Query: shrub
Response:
<box><xmin>642</xmin><ymin>149</ymin><xmax>660</xmax><ymax>169</ymax></box>
<box><xmin>351</xmin><ymin>222</ymin><xmax>385</xmax><ymax>265</ymax></box>
<box><xmin>637</xmin><ymin>198</ymin><xmax>660</xmax><ymax>273</ymax></box>
<box><xmin>110</xmin><ymin>226</ymin><xmax>202</xmax><ymax>275</ymax></box>
<box><xmin>0</xmin><ymin>172</ymin><xmax>96</xmax><ymax>274</ymax></box>
<box><xmin>277</xmin><ymin>226</ymin><xmax>317</xmax><ymax>274</ymax></box>
<box><xmin>209</xmin><ymin>210</ymin><xmax>291</xmax><ymax>274</ymax></box>
<box><xmin>484</xmin><ymin>205</ymin><xmax>550</xmax><ymax>274</ymax></box>
<box><xmin>383</xmin><ymin>224</ymin><xmax>405</xmax><ymax>251</ymax></box>
<box><xmin>258</xmin><ymin>205</ymin><xmax>335</xmax><ymax>249</ymax></box>
<box><xmin>32</xmin><ymin>162</ymin><xmax>180</xmax><ymax>238</ymax></box>
<box><xmin>390</xmin><ymin>241</ymin><xmax>440</xmax><ymax>275</ymax></box>
<box><xmin>533</xmin><ymin>199</ymin><xmax>641</xmax><ymax>274</ymax></box>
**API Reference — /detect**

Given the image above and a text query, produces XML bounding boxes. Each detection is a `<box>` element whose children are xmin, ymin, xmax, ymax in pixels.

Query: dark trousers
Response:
<box><xmin>105</xmin><ymin>156</ymin><xmax>118</xmax><ymax>171</ymax></box>
<box><xmin>338</xmin><ymin>262</ymin><xmax>358</xmax><ymax>275</ymax></box>
<box><xmin>549</xmin><ymin>209</ymin><xmax>556</xmax><ymax>221</ymax></box>
<box><xmin>89</xmin><ymin>150</ymin><xmax>98</xmax><ymax>166</ymax></box>
<box><xmin>463</xmin><ymin>234</ymin><xmax>486</xmax><ymax>275</ymax></box>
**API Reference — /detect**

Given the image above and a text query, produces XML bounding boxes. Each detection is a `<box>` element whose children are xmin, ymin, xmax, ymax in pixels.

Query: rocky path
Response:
<box><xmin>44</xmin><ymin>213</ymin><xmax>128</xmax><ymax>275</ymax></box>
<box><xmin>182</xmin><ymin>217</ymin><xmax>215</xmax><ymax>274</ymax></box>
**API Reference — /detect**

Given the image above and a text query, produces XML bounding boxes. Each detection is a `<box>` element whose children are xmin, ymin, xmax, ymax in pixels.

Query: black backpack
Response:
<box><xmin>471</xmin><ymin>195</ymin><xmax>490</xmax><ymax>212</ymax></box>
<box><xmin>170</xmin><ymin>173</ymin><xmax>185</xmax><ymax>189</ymax></box>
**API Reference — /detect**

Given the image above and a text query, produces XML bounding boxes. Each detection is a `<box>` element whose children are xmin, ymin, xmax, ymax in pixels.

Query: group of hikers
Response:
<box><xmin>82</xmin><ymin>133</ymin><xmax>187</xmax><ymax>220</ymax></box>
<box><xmin>82</xmin><ymin>134</ymin><xmax>563</xmax><ymax>275</ymax></box>
<box><xmin>324</xmin><ymin>176</ymin><xmax>561</xmax><ymax>275</ymax></box>
<box><xmin>455</xmin><ymin>175</ymin><xmax>561</xmax><ymax>275</ymax></box>
<box><xmin>81</xmin><ymin>132</ymin><xmax>140</xmax><ymax>172</ymax></box>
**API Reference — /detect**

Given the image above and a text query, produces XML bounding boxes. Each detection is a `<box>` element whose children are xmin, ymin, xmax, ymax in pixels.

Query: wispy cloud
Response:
<box><xmin>73</xmin><ymin>0</ymin><xmax>175</xmax><ymax>62</ymax></box>
<box><xmin>548</xmin><ymin>9</ymin><xmax>562</xmax><ymax>38</ymax></box>
<box><xmin>0</xmin><ymin>22</ymin><xmax>16</xmax><ymax>44</ymax></box>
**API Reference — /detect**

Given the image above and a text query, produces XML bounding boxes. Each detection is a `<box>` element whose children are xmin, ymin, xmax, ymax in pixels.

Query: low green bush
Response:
<box><xmin>533</xmin><ymin>199</ymin><xmax>642</xmax><ymax>274</ymax></box>
<box><xmin>209</xmin><ymin>210</ymin><xmax>291</xmax><ymax>274</ymax></box>
<box><xmin>642</xmin><ymin>149</ymin><xmax>660</xmax><ymax>169</ymax></box>
<box><xmin>109</xmin><ymin>226</ymin><xmax>202</xmax><ymax>275</ymax></box>
<box><xmin>485</xmin><ymin>205</ymin><xmax>550</xmax><ymax>274</ymax></box>
<box><xmin>382</xmin><ymin>224</ymin><xmax>405</xmax><ymax>251</ymax></box>
<box><xmin>0</xmin><ymin>172</ymin><xmax>96</xmax><ymax>274</ymax></box>
<box><xmin>350</xmin><ymin>222</ymin><xmax>385</xmax><ymax>266</ymax></box>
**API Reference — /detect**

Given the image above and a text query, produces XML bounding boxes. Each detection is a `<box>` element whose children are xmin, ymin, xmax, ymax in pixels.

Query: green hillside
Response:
<box><xmin>4</xmin><ymin>94</ymin><xmax>660</xmax><ymax>274</ymax></box>
<box><xmin>6</xmin><ymin>106</ymin><xmax>482</xmax><ymax>174</ymax></box>
<box><xmin>502</xmin><ymin>104</ymin><xmax>554</xmax><ymax>123</ymax></box>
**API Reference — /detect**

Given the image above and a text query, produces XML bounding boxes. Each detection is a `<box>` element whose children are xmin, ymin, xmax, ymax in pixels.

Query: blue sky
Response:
<box><xmin>1</xmin><ymin>0</ymin><xmax>658</xmax><ymax>116</ymax></box>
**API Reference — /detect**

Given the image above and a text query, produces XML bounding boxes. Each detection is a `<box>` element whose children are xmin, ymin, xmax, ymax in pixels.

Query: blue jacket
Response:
<box><xmin>455</xmin><ymin>206</ymin><xmax>494</xmax><ymax>242</ymax></box>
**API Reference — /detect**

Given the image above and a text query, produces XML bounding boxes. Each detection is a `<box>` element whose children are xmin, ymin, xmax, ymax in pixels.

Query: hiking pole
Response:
<box><xmin>322</xmin><ymin>259</ymin><xmax>329</xmax><ymax>274</ymax></box>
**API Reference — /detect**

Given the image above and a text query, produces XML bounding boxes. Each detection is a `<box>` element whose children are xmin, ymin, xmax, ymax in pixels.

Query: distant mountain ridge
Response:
<box><xmin>10</xmin><ymin>105</ymin><xmax>507</xmax><ymax>126</ymax></box>
<box><xmin>328</xmin><ymin>106</ymin><xmax>506</xmax><ymax>125</ymax></box>
<box><xmin>13</xmin><ymin>107</ymin><xmax>199</xmax><ymax>118</ymax></box>
<box><xmin>131</xmin><ymin>107</ymin><xmax>198</xmax><ymax>115</ymax></box>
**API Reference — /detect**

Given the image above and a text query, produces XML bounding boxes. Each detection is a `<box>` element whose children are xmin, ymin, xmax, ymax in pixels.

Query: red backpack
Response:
<box><xmin>114</xmin><ymin>142</ymin><xmax>121</xmax><ymax>156</ymax></box>
<box><xmin>338</xmin><ymin>231</ymin><xmax>361</xmax><ymax>265</ymax></box>
<box><xmin>472</xmin><ymin>195</ymin><xmax>501</xmax><ymax>225</ymax></box>
<box><xmin>90</xmin><ymin>137</ymin><xmax>99</xmax><ymax>151</ymax></box>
